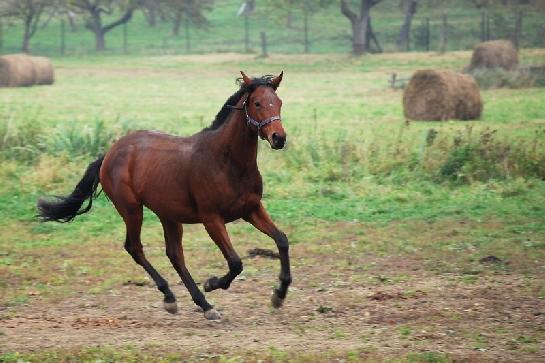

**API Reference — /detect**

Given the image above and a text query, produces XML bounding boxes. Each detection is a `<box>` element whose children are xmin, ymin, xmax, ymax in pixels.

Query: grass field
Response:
<box><xmin>1</xmin><ymin>49</ymin><xmax>545</xmax><ymax>362</ymax></box>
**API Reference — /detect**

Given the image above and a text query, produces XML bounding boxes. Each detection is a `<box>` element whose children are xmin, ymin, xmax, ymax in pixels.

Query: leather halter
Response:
<box><xmin>228</xmin><ymin>92</ymin><xmax>281</xmax><ymax>136</ymax></box>
<box><xmin>242</xmin><ymin>97</ymin><xmax>281</xmax><ymax>132</ymax></box>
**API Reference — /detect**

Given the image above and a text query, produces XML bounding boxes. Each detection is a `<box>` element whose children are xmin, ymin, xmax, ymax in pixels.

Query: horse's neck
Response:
<box><xmin>216</xmin><ymin>104</ymin><xmax>258</xmax><ymax>169</ymax></box>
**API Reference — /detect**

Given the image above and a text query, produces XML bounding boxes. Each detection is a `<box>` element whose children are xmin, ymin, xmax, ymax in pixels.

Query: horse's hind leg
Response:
<box><xmin>122</xmin><ymin>206</ymin><xmax>178</xmax><ymax>314</ymax></box>
<box><xmin>161</xmin><ymin>218</ymin><xmax>220</xmax><ymax>320</ymax></box>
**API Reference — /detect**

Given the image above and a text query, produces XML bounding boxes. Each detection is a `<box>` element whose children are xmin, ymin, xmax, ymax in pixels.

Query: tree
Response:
<box><xmin>396</xmin><ymin>0</ymin><xmax>418</xmax><ymax>51</ymax></box>
<box><xmin>66</xmin><ymin>0</ymin><xmax>136</xmax><ymax>51</ymax></box>
<box><xmin>0</xmin><ymin>0</ymin><xmax>57</xmax><ymax>52</ymax></box>
<box><xmin>162</xmin><ymin>0</ymin><xmax>213</xmax><ymax>36</ymax></box>
<box><xmin>340</xmin><ymin>0</ymin><xmax>383</xmax><ymax>55</ymax></box>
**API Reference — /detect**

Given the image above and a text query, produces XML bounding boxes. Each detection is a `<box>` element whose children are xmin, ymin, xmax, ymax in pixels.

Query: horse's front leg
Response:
<box><xmin>244</xmin><ymin>203</ymin><xmax>292</xmax><ymax>308</ymax></box>
<box><xmin>202</xmin><ymin>215</ymin><xmax>243</xmax><ymax>292</ymax></box>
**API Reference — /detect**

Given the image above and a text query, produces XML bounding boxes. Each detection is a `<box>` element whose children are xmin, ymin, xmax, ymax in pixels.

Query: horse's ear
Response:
<box><xmin>271</xmin><ymin>71</ymin><xmax>283</xmax><ymax>89</ymax></box>
<box><xmin>240</xmin><ymin>71</ymin><xmax>252</xmax><ymax>86</ymax></box>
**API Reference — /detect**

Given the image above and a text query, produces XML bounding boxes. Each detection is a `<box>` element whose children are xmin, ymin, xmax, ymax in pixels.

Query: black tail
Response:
<box><xmin>37</xmin><ymin>155</ymin><xmax>105</xmax><ymax>223</ymax></box>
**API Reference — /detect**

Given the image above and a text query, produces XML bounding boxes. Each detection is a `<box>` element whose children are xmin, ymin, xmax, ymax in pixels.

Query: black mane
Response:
<box><xmin>202</xmin><ymin>75</ymin><xmax>277</xmax><ymax>132</ymax></box>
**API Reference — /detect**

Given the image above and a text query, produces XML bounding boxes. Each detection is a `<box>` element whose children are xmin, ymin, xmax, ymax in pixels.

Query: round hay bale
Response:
<box><xmin>0</xmin><ymin>54</ymin><xmax>36</xmax><ymax>87</ymax></box>
<box><xmin>403</xmin><ymin>70</ymin><xmax>483</xmax><ymax>121</ymax></box>
<box><xmin>469</xmin><ymin>40</ymin><xmax>519</xmax><ymax>71</ymax></box>
<box><xmin>29</xmin><ymin>56</ymin><xmax>54</xmax><ymax>85</ymax></box>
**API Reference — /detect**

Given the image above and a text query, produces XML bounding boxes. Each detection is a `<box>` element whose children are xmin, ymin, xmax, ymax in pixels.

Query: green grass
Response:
<box><xmin>1</xmin><ymin>51</ymin><xmax>545</xmax><ymax>361</ymax></box>
<box><xmin>1</xmin><ymin>50</ymin><xmax>545</xmax><ymax>288</ymax></box>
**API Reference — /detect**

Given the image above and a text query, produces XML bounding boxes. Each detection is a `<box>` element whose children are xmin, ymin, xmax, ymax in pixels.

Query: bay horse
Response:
<box><xmin>37</xmin><ymin>72</ymin><xmax>291</xmax><ymax>320</ymax></box>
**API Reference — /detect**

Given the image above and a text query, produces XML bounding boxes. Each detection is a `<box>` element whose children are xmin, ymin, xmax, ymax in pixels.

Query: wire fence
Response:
<box><xmin>0</xmin><ymin>7</ymin><xmax>543</xmax><ymax>57</ymax></box>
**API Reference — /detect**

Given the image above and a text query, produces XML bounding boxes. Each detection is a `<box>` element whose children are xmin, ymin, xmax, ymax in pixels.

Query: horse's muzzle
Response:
<box><xmin>271</xmin><ymin>132</ymin><xmax>286</xmax><ymax>149</ymax></box>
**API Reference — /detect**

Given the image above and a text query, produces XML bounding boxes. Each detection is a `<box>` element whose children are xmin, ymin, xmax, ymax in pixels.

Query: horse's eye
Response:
<box><xmin>254</xmin><ymin>101</ymin><xmax>261</xmax><ymax>108</ymax></box>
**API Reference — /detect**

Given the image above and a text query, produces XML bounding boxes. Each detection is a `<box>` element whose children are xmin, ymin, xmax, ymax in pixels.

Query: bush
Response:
<box><xmin>0</xmin><ymin>113</ymin><xmax>44</xmax><ymax>162</ymax></box>
<box><xmin>3</xmin><ymin>112</ymin><xmax>545</xmax><ymax>186</ymax></box>
<box><xmin>469</xmin><ymin>66</ymin><xmax>545</xmax><ymax>89</ymax></box>
<box><xmin>0</xmin><ymin>115</ymin><xmax>130</xmax><ymax>163</ymax></box>
<box><xmin>436</xmin><ymin>127</ymin><xmax>545</xmax><ymax>183</ymax></box>
<box><xmin>278</xmin><ymin>125</ymin><xmax>545</xmax><ymax>185</ymax></box>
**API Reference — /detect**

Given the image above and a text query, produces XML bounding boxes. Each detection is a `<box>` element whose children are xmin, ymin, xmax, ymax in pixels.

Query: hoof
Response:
<box><xmin>271</xmin><ymin>292</ymin><xmax>284</xmax><ymax>308</ymax></box>
<box><xmin>163</xmin><ymin>301</ymin><xmax>179</xmax><ymax>314</ymax></box>
<box><xmin>204</xmin><ymin>308</ymin><xmax>221</xmax><ymax>320</ymax></box>
<box><xmin>204</xmin><ymin>276</ymin><xmax>219</xmax><ymax>292</ymax></box>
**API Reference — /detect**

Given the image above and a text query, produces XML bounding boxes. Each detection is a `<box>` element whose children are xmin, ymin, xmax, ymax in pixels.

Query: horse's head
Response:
<box><xmin>241</xmin><ymin>71</ymin><xmax>286</xmax><ymax>150</ymax></box>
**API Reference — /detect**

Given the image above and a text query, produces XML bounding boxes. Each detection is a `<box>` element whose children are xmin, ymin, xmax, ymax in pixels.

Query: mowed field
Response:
<box><xmin>1</xmin><ymin>51</ymin><xmax>545</xmax><ymax>362</ymax></box>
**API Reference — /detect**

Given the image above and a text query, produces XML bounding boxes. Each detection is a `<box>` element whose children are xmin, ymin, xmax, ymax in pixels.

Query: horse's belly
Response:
<box><xmin>143</xmin><ymin>193</ymin><xmax>200</xmax><ymax>223</ymax></box>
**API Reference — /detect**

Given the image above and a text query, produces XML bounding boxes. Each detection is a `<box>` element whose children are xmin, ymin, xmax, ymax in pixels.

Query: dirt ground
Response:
<box><xmin>1</xmin><ymin>254</ymin><xmax>544</xmax><ymax>362</ymax></box>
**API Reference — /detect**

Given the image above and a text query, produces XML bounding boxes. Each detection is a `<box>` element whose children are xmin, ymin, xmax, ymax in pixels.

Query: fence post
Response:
<box><xmin>514</xmin><ymin>9</ymin><xmax>522</xmax><ymax>49</ymax></box>
<box><xmin>185</xmin><ymin>16</ymin><xmax>191</xmax><ymax>53</ymax></box>
<box><xmin>486</xmin><ymin>14</ymin><xmax>490</xmax><ymax>41</ymax></box>
<box><xmin>123</xmin><ymin>23</ymin><xmax>128</xmax><ymax>53</ymax></box>
<box><xmin>260</xmin><ymin>31</ymin><xmax>268</xmax><ymax>57</ymax></box>
<box><xmin>440</xmin><ymin>12</ymin><xmax>448</xmax><ymax>53</ymax></box>
<box><xmin>425</xmin><ymin>17</ymin><xmax>430</xmax><ymax>51</ymax></box>
<box><xmin>60</xmin><ymin>19</ymin><xmax>65</xmax><ymax>55</ymax></box>
<box><xmin>244</xmin><ymin>16</ymin><xmax>250</xmax><ymax>52</ymax></box>
<box><xmin>304</xmin><ymin>13</ymin><xmax>309</xmax><ymax>53</ymax></box>
<box><xmin>480</xmin><ymin>11</ymin><xmax>486</xmax><ymax>42</ymax></box>
<box><xmin>0</xmin><ymin>20</ymin><xmax>3</xmax><ymax>54</ymax></box>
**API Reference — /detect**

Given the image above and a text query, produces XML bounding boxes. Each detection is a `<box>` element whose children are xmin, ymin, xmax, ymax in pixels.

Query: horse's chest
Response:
<box><xmin>221</xmin><ymin>173</ymin><xmax>262</xmax><ymax>217</ymax></box>
<box><xmin>192</xmin><ymin>161</ymin><xmax>262</xmax><ymax>219</ymax></box>
<box><xmin>228</xmin><ymin>180</ymin><xmax>261</xmax><ymax>209</ymax></box>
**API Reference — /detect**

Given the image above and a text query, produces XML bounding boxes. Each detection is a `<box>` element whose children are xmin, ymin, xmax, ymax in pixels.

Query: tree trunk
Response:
<box><xmin>95</xmin><ymin>30</ymin><xmax>106</xmax><ymax>51</ymax></box>
<box><xmin>351</xmin><ymin>13</ymin><xmax>382</xmax><ymax>55</ymax></box>
<box><xmin>397</xmin><ymin>0</ymin><xmax>418</xmax><ymax>51</ymax></box>
<box><xmin>68</xmin><ymin>12</ymin><xmax>78</xmax><ymax>32</ymax></box>
<box><xmin>351</xmin><ymin>17</ymin><xmax>369</xmax><ymax>55</ymax></box>
<box><xmin>341</xmin><ymin>0</ymin><xmax>381</xmax><ymax>56</ymax></box>
<box><xmin>172</xmin><ymin>11</ymin><xmax>182</xmax><ymax>36</ymax></box>
<box><xmin>22</xmin><ymin>34</ymin><xmax>31</xmax><ymax>53</ymax></box>
<box><xmin>88</xmin><ymin>12</ymin><xmax>106</xmax><ymax>51</ymax></box>
<box><xmin>368</xmin><ymin>17</ymin><xmax>382</xmax><ymax>53</ymax></box>
<box><xmin>22</xmin><ymin>17</ymin><xmax>32</xmax><ymax>53</ymax></box>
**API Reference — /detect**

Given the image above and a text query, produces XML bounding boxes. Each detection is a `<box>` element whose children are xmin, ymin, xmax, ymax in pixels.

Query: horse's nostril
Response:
<box><xmin>272</xmin><ymin>133</ymin><xmax>285</xmax><ymax>148</ymax></box>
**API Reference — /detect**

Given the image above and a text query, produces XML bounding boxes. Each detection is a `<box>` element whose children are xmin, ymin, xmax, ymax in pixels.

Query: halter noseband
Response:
<box><xmin>228</xmin><ymin>92</ymin><xmax>281</xmax><ymax>135</ymax></box>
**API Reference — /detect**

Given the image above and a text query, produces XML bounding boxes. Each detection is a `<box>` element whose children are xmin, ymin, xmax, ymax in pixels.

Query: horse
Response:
<box><xmin>37</xmin><ymin>71</ymin><xmax>291</xmax><ymax>320</ymax></box>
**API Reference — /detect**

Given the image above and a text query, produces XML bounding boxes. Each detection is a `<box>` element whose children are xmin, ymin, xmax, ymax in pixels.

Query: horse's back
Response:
<box><xmin>100</xmin><ymin>130</ymin><xmax>199</xmax><ymax>221</ymax></box>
